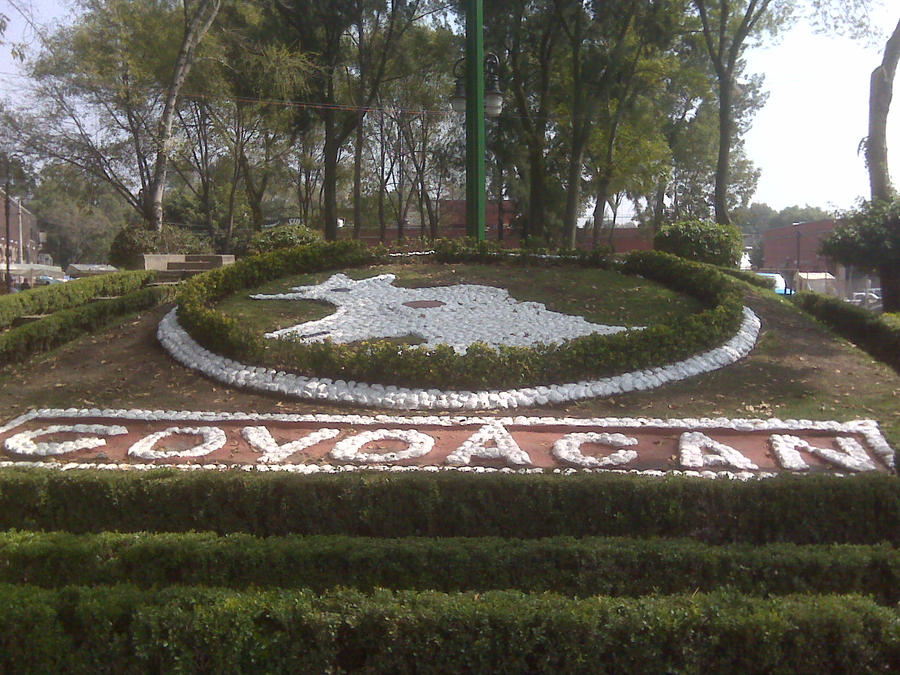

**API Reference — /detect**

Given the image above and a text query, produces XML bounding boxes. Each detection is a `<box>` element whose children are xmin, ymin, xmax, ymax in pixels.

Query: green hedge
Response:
<box><xmin>178</xmin><ymin>243</ymin><xmax>744</xmax><ymax>389</ymax></box>
<box><xmin>0</xmin><ymin>270</ymin><xmax>156</xmax><ymax>330</ymax></box>
<box><xmin>719</xmin><ymin>267</ymin><xmax>777</xmax><ymax>289</ymax></box>
<box><xmin>3</xmin><ymin>531</ymin><xmax>898</xmax><ymax>603</ymax></box>
<box><xmin>792</xmin><ymin>291</ymin><xmax>900</xmax><ymax>372</ymax></box>
<box><xmin>0</xmin><ymin>585</ymin><xmax>896</xmax><ymax>672</ymax></box>
<box><xmin>0</xmin><ymin>286</ymin><xmax>175</xmax><ymax>366</ymax></box>
<box><xmin>175</xmin><ymin>239</ymin><xmax>375</xmax><ymax>361</ymax></box>
<box><xmin>653</xmin><ymin>219</ymin><xmax>743</xmax><ymax>267</ymax></box>
<box><xmin>0</xmin><ymin>471</ymin><xmax>896</xmax><ymax>544</ymax></box>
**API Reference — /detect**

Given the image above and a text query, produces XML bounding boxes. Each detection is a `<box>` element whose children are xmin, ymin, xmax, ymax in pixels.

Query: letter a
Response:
<box><xmin>679</xmin><ymin>432</ymin><xmax>758</xmax><ymax>470</ymax></box>
<box><xmin>446</xmin><ymin>423</ymin><xmax>532</xmax><ymax>467</ymax></box>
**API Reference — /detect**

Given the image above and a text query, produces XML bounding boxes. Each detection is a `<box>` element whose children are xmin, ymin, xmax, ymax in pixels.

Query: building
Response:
<box><xmin>0</xmin><ymin>190</ymin><xmax>41</xmax><ymax>267</ymax></box>
<box><xmin>762</xmin><ymin>219</ymin><xmax>836</xmax><ymax>276</ymax></box>
<box><xmin>762</xmin><ymin>219</ymin><xmax>880</xmax><ymax>301</ymax></box>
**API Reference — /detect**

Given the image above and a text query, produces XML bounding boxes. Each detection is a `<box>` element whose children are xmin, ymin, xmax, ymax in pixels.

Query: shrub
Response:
<box><xmin>2</xmin><ymin>532</ymin><xmax>898</xmax><ymax>603</ymax></box>
<box><xmin>0</xmin><ymin>585</ymin><xmax>897</xmax><ymax>672</ymax></box>
<box><xmin>654</xmin><ymin>219</ymin><xmax>743</xmax><ymax>267</ymax></box>
<box><xmin>0</xmin><ymin>470</ymin><xmax>896</xmax><ymax>545</ymax></box>
<box><xmin>109</xmin><ymin>225</ymin><xmax>213</xmax><ymax>269</ymax></box>
<box><xmin>177</xmin><ymin>244</ymin><xmax>744</xmax><ymax>390</ymax></box>
<box><xmin>792</xmin><ymin>292</ymin><xmax>900</xmax><ymax>372</ymax></box>
<box><xmin>0</xmin><ymin>286</ymin><xmax>174</xmax><ymax>366</ymax></box>
<box><xmin>247</xmin><ymin>223</ymin><xmax>323</xmax><ymax>255</ymax></box>
<box><xmin>0</xmin><ymin>271</ymin><xmax>156</xmax><ymax>330</ymax></box>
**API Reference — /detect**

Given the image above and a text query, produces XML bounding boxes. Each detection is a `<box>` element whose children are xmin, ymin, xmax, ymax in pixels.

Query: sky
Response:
<box><xmin>0</xmin><ymin>0</ymin><xmax>898</xmax><ymax>213</ymax></box>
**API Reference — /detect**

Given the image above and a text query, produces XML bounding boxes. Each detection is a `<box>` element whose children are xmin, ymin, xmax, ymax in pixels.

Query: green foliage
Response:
<box><xmin>792</xmin><ymin>292</ymin><xmax>900</xmax><ymax>372</ymax></box>
<box><xmin>247</xmin><ymin>223</ymin><xmax>323</xmax><ymax>255</ymax></box>
<box><xmin>176</xmin><ymin>240</ymin><xmax>375</xmax><ymax>360</ymax></box>
<box><xmin>654</xmin><ymin>219</ymin><xmax>743</xmax><ymax>266</ymax></box>
<box><xmin>820</xmin><ymin>199</ymin><xmax>900</xmax><ymax>272</ymax></box>
<box><xmin>108</xmin><ymin>225</ymin><xmax>213</xmax><ymax>270</ymax></box>
<box><xmin>0</xmin><ymin>286</ymin><xmax>174</xmax><ymax>366</ymax></box>
<box><xmin>180</xmin><ymin>244</ymin><xmax>742</xmax><ymax>389</ymax></box>
<box><xmin>0</xmin><ymin>470</ymin><xmax>896</xmax><ymax>545</ymax></box>
<box><xmin>2</xmin><ymin>531</ymin><xmax>899</xmax><ymax>604</ymax></box>
<box><xmin>718</xmin><ymin>266</ymin><xmax>776</xmax><ymax>289</ymax></box>
<box><xmin>0</xmin><ymin>585</ymin><xmax>898</xmax><ymax>672</ymax></box>
<box><xmin>0</xmin><ymin>271</ymin><xmax>155</xmax><ymax>330</ymax></box>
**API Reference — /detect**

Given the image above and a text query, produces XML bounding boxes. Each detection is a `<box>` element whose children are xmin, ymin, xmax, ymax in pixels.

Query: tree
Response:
<box><xmin>866</xmin><ymin>16</ymin><xmax>900</xmax><ymax>203</ymax></box>
<box><xmin>691</xmin><ymin>0</ymin><xmax>783</xmax><ymax>225</ymax></box>
<box><xmin>824</xmin><ymin>16</ymin><xmax>900</xmax><ymax>313</ymax></box>
<box><xmin>269</xmin><ymin>0</ymin><xmax>423</xmax><ymax>241</ymax></box>
<box><xmin>11</xmin><ymin>0</ymin><xmax>222</xmax><ymax>232</ymax></box>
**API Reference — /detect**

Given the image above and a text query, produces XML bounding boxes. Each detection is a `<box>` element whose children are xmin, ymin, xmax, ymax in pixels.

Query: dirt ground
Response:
<box><xmin>0</xmin><ymin>290</ymin><xmax>898</xmax><ymax>451</ymax></box>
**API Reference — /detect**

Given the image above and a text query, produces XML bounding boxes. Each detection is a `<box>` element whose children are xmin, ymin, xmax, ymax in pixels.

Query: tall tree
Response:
<box><xmin>867</xmin><ymin>16</ymin><xmax>900</xmax><ymax>203</ymax></box>
<box><xmin>692</xmin><ymin>0</ymin><xmax>782</xmax><ymax>225</ymax></box>
<box><xmin>11</xmin><ymin>0</ymin><xmax>221</xmax><ymax>231</ymax></box>
<box><xmin>270</xmin><ymin>0</ymin><xmax>422</xmax><ymax>241</ymax></box>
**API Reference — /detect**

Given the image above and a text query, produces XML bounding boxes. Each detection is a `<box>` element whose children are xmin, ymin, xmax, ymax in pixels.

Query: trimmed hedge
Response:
<box><xmin>720</xmin><ymin>267</ymin><xmax>777</xmax><ymax>289</ymax></box>
<box><xmin>792</xmin><ymin>291</ymin><xmax>900</xmax><ymax>372</ymax></box>
<box><xmin>0</xmin><ymin>470</ymin><xmax>896</xmax><ymax>544</ymax></box>
<box><xmin>0</xmin><ymin>270</ymin><xmax>156</xmax><ymax>330</ymax></box>
<box><xmin>0</xmin><ymin>585</ymin><xmax>896</xmax><ymax>672</ymax></box>
<box><xmin>178</xmin><ymin>243</ymin><xmax>744</xmax><ymax>389</ymax></box>
<box><xmin>2</xmin><ymin>531</ymin><xmax>898</xmax><ymax>603</ymax></box>
<box><xmin>176</xmin><ymin>239</ymin><xmax>375</xmax><ymax>360</ymax></box>
<box><xmin>654</xmin><ymin>219</ymin><xmax>743</xmax><ymax>266</ymax></box>
<box><xmin>0</xmin><ymin>286</ymin><xmax>175</xmax><ymax>366</ymax></box>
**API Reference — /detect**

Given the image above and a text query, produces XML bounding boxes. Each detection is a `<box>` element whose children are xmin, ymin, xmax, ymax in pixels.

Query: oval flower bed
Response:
<box><xmin>163</xmin><ymin>241</ymin><xmax>759</xmax><ymax>409</ymax></box>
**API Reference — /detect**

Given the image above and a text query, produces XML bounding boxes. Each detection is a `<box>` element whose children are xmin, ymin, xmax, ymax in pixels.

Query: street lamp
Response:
<box><xmin>448</xmin><ymin>0</ymin><xmax>503</xmax><ymax>242</ymax></box>
<box><xmin>450</xmin><ymin>53</ymin><xmax>503</xmax><ymax>118</ymax></box>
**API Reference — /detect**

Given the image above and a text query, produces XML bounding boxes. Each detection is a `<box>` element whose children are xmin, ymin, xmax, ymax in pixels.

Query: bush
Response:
<box><xmin>109</xmin><ymin>225</ymin><xmax>213</xmax><ymax>269</ymax></box>
<box><xmin>0</xmin><ymin>470</ymin><xmax>896</xmax><ymax>545</ymax></box>
<box><xmin>1</xmin><ymin>585</ymin><xmax>897</xmax><ymax>672</ymax></box>
<box><xmin>2</xmin><ymin>532</ymin><xmax>898</xmax><ymax>603</ymax></box>
<box><xmin>0</xmin><ymin>271</ymin><xmax>156</xmax><ymax>330</ymax></box>
<box><xmin>654</xmin><ymin>219</ymin><xmax>743</xmax><ymax>267</ymax></box>
<box><xmin>247</xmin><ymin>223</ymin><xmax>323</xmax><ymax>255</ymax></box>
<box><xmin>0</xmin><ymin>286</ymin><xmax>175</xmax><ymax>366</ymax></box>
<box><xmin>792</xmin><ymin>292</ymin><xmax>900</xmax><ymax>372</ymax></box>
<box><xmin>178</xmin><ymin>244</ymin><xmax>744</xmax><ymax>389</ymax></box>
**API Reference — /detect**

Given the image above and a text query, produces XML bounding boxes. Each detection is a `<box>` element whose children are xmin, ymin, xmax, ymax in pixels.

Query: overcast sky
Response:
<box><xmin>1</xmin><ymin>0</ymin><xmax>898</xmax><ymax>213</ymax></box>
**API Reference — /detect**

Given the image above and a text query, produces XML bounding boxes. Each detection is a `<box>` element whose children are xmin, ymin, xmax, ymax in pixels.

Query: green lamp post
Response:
<box><xmin>450</xmin><ymin>0</ymin><xmax>503</xmax><ymax>241</ymax></box>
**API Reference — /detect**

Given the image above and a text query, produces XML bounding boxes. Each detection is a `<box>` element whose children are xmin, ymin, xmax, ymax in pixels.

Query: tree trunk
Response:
<box><xmin>323</xmin><ymin>109</ymin><xmax>340</xmax><ymax>241</ymax></box>
<box><xmin>868</xmin><ymin>18</ymin><xmax>900</xmax><ymax>204</ymax></box>
<box><xmin>526</xmin><ymin>146</ymin><xmax>546</xmax><ymax>242</ymax></box>
<box><xmin>353</xmin><ymin>112</ymin><xmax>364</xmax><ymax>238</ymax></box>
<box><xmin>149</xmin><ymin>0</ymin><xmax>221</xmax><ymax>231</ymax></box>
<box><xmin>563</xmin><ymin>135</ymin><xmax>585</xmax><ymax>249</ymax></box>
<box><xmin>714</xmin><ymin>71</ymin><xmax>733</xmax><ymax>225</ymax></box>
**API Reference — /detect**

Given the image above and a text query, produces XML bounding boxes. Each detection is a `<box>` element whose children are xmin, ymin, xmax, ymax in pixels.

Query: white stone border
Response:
<box><xmin>1</xmin><ymin>409</ymin><xmax>894</xmax><ymax>472</ymax></box>
<box><xmin>156</xmin><ymin>306</ymin><xmax>761</xmax><ymax>411</ymax></box>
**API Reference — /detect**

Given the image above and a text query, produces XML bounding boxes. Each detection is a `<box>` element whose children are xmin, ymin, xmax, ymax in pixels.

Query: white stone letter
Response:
<box><xmin>446</xmin><ymin>423</ymin><xmax>532</xmax><ymax>467</ymax></box>
<box><xmin>4</xmin><ymin>424</ymin><xmax>128</xmax><ymax>457</ymax></box>
<box><xmin>329</xmin><ymin>428</ymin><xmax>435</xmax><ymax>463</ymax></box>
<box><xmin>679</xmin><ymin>432</ymin><xmax>758</xmax><ymax>470</ymax></box>
<box><xmin>770</xmin><ymin>434</ymin><xmax>877</xmax><ymax>472</ymax></box>
<box><xmin>552</xmin><ymin>432</ymin><xmax>639</xmax><ymax>468</ymax></box>
<box><xmin>243</xmin><ymin>426</ymin><xmax>340</xmax><ymax>464</ymax></box>
<box><xmin>128</xmin><ymin>426</ymin><xmax>227</xmax><ymax>460</ymax></box>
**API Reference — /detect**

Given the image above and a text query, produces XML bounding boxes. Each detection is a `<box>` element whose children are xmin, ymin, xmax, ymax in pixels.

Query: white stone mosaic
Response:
<box><xmin>1</xmin><ymin>409</ymin><xmax>894</xmax><ymax>475</ymax></box>
<box><xmin>252</xmin><ymin>273</ymin><xmax>634</xmax><ymax>354</ymax></box>
<box><xmin>157</xmin><ymin>305</ymin><xmax>762</xmax><ymax>411</ymax></box>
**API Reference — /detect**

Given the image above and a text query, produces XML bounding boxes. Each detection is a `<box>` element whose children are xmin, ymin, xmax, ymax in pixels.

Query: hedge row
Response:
<box><xmin>175</xmin><ymin>239</ymin><xmax>375</xmax><ymax>360</ymax></box>
<box><xmin>3</xmin><ymin>531</ymin><xmax>898</xmax><ymax>603</ymax></box>
<box><xmin>0</xmin><ymin>286</ymin><xmax>175</xmax><ymax>366</ymax></box>
<box><xmin>0</xmin><ymin>470</ymin><xmax>896</xmax><ymax>544</ymax></box>
<box><xmin>0</xmin><ymin>270</ymin><xmax>156</xmax><ymax>330</ymax></box>
<box><xmin>178</xmin><ymin>241</ymin><xmax>744</xmax><ymax>389</ymax></box>
<box><xmin>1</xmin><ymin>584</ymin><xmax>896</xmax><ymax>672</ymax></box>
<box><xmin>719</xmin><ymin>267</ymin><xmax>777</xmax><ymax>289</ymax></box>
<box><xmin>792</xmin><ymin>291</ymin><xmax>900</xmax><ymax>372</ymax></box>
